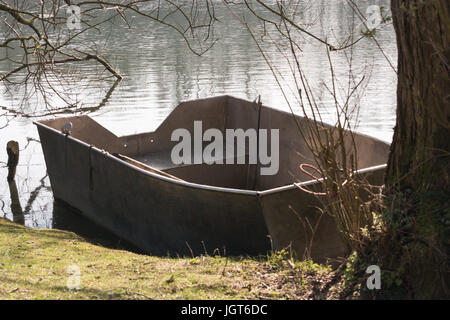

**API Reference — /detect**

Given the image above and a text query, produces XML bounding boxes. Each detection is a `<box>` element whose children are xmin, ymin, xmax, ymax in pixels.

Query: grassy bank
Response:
<box><xmin>0</xmin><ymin>218</ymin><xmax>337</xmax><ymax>300</ymax></box>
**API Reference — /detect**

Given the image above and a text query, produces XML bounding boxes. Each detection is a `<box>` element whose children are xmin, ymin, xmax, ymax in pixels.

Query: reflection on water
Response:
<box><xmin>0</xmin><ymin>1</ymin><xmax>397</xmax><ymax>237</ymax></box>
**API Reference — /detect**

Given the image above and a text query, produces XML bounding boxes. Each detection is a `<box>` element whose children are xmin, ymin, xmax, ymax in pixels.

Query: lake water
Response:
<box><xmin>0</xmin><ymin>1</ymin><xmax>397</xmax><ymax>240</ymax></box>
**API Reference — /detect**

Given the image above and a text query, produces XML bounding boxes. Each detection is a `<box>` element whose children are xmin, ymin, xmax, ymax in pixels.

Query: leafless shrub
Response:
<box><xmin>0</xmin><ymin>0</ymin><xmax>218</xmax><ymax>116</ymax></box>
<box><xmin>225</xmin><ymin>0</ymin><xmax>392</xmax><ymax>252</ymax></box>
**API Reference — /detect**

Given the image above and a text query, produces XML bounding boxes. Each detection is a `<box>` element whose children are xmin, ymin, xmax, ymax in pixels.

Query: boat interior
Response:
<box><xmin>39</xmin><ymin>96</ymin><xmax>390</xmax><ymax>191</ymax></box>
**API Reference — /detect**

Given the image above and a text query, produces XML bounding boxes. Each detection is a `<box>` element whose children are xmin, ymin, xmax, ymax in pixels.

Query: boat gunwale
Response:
<box><xmin>34</xmin><ymin>116</ymin><xmax>387</xmax><ymax>197</ymax></box>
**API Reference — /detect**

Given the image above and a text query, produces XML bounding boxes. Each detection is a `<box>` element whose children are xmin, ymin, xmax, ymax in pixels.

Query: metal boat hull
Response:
<box><xmin>35</xmin><ymin>95</ymin><xmax>390</xmax><ymax>261</ymax></box>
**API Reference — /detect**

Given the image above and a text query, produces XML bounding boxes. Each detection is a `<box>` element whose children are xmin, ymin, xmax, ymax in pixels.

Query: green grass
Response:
<box><xmin>0</xmin><ymin>217</ymin><xmax>335</xmax><ymax>300</ymax></box>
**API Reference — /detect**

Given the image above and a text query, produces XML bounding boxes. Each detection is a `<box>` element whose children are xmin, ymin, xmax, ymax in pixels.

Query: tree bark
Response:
<box><xmin>6</xmin><ymin>140</ymin><xmax>19</xmax><ymax>182</ymax></box>
<box><xmin>387</xmin><ymin>0</ymin><xmax>450</xmax><ymax>193</ymax></box>
<box><xmin>383</xmin><ymin>0</ymin><xmax>449</xmax><ymax>298</ymax></box>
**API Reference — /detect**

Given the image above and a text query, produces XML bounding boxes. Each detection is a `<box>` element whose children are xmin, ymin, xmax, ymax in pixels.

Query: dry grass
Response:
<box><xmin>0</xmin><ymin>218</ymin><xmax>339</xmax><ymax>300</ymax></box>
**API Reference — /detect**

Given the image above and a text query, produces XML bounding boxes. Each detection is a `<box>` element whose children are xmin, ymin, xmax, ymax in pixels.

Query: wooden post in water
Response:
<box><xmin>6</xmin><ymin>140</ymin><xmax>19</xmax><ymax>182</ymax></box>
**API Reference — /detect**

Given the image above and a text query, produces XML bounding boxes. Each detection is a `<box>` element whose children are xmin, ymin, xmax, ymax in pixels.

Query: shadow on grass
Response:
<box><xmin>0</xmin><ymin>218</ymin><xmax>84</xmax><ymax>242</ymax></box>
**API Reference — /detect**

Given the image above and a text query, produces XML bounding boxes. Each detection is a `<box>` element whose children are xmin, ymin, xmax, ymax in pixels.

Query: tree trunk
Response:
<box><xmin>383</xmin><ymin>0</ymin><xmax>449</xmax><ymax>298</ymax></box>
<box><xmin>387</xmin><ymin>0</ymin><xmax>450</xmax><ymax>193</ymax></box>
